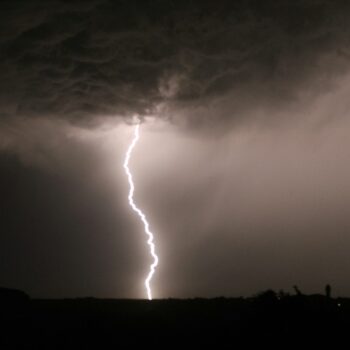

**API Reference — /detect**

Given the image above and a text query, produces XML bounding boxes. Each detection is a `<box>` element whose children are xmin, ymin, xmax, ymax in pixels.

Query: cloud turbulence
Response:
<box><xmin>1</xmin><ymin>0</ymin><xmax>350</xmax><ymax>126</ymax></box>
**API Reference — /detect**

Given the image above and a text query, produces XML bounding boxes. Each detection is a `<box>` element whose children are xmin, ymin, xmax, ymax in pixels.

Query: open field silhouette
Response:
<box><xmin>1</xmin><ymin>286</ymin><xmax>349</xmax><ymax>348</ymax></box>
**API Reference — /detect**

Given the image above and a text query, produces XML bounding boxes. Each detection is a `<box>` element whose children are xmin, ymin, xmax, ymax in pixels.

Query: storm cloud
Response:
<box><xmin>2</xmin><ymin>1</ymin><xmax>350</xmax><ymax>299</ymax></box>
<box><xmin>1</xmin><ymin>0</ymin><xmax>350</xmax><ymax>127</ymax></box>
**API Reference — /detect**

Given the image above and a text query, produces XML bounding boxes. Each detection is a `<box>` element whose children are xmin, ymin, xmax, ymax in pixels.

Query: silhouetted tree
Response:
<box><xmin>253</xmin><ymin>290</ymin><xmax>279</xmax><ymax>310</ymax></box>
<box><xmin>278</xmin><ymin>289</ymin><xmax>289</xmax><ymax>299</ymax></box>
<box><xmin>293</xmin><ymin>285</ymin><xmax>303</xmax><ymax>296</ymax></box>
<box><xmin>325</xmin><ymin>284</ymin><xmax>332</xmax><ymax>298</ymax></box>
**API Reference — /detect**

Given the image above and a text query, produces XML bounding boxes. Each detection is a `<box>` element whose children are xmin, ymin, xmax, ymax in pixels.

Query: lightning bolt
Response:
<box><xmin>123</xmin><ymin>123</ymin><xmax>159</xmax><ymax>300</ymax></box>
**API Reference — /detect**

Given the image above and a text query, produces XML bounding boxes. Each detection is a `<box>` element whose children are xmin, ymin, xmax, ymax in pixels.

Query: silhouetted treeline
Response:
<box><xmin>0</xmin><ymin>286</ymin><xmax>349</xmax><ymax>348</ymax></box>
<box><xmin>0</xmin><ymin>287</ymin><xmax>29</xmax><ymax>311</ymax></box>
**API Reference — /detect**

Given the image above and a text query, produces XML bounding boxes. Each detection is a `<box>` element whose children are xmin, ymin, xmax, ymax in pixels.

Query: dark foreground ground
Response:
<box><xmin>1</xmin><ymin>288</ymin><xmax>349</xmax><ymax>348</ymax></box>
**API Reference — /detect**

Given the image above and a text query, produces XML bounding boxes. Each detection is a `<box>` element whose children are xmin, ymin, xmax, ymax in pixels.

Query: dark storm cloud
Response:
<box><xmin>3</xmin><ymin>0</ymin><xmax>350</xmax><ymax>300</ymax></box>
<box><xmin>1</xmin><ymin>0</ymin><xmax>350</xmax><ymax>126</ymax></box>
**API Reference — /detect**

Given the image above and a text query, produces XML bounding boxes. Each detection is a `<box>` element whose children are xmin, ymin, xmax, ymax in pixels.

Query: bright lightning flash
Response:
<box><xmin>123</xmin><ymin>123</ymin><xmax>159</xmax><ymax>300</ymax></box>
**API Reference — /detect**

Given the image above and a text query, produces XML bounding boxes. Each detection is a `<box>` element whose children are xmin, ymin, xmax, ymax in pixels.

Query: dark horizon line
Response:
<box><xmin>1</xmin><ymin>285</ymin><xmax>345</xmax><ymax>301</ymax></box>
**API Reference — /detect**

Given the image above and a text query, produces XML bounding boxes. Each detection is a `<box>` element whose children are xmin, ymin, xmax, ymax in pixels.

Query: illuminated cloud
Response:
<box><xmin>0</xmin><ymin>0</ymin><xmax>350</xmax><ymax>128</ymax></box>
<box><xmin>2</xmin><ymin>1</ymin><xmax>350</xmax><ymax>299</ymax></box>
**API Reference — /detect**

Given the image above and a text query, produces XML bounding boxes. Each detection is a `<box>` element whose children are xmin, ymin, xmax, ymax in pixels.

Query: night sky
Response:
<box><xmin>1</xmin><ymin>0</ymin><xmax>350</xmax><ymax>299</ymax></box>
